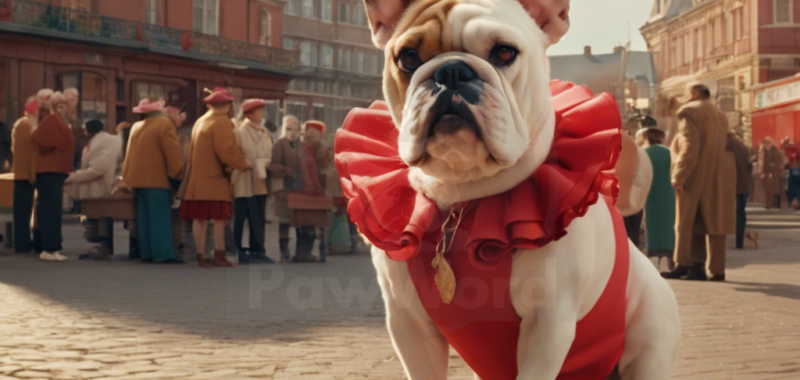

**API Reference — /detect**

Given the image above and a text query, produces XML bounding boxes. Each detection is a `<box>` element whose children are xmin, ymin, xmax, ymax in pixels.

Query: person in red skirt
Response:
<box><xmin>179</xmin><ymin>88</ymin><xmax>252</xmax><ymax>267</ymax></box>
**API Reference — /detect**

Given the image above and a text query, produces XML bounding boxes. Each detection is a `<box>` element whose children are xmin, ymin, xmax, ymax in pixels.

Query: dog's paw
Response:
<box><xmin>408</xmin><ymin>168</ymin><xmax>461</xmax><ymax>206</ymax></box>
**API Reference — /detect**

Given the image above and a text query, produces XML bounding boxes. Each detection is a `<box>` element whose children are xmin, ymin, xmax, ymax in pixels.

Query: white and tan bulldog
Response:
<box><xmin>345</xmin><ymin>0</ymin><xmax>681</xmax><ymax>379</ymax></box>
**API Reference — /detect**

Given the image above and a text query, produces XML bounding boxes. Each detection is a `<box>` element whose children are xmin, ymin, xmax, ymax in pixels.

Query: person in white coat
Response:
<box><xmin>231</xmin><ymin>99</ymin><xmax>274</xmax><ymax>264</ymax></box>
<box><xmin>65</xmin><ymin>119</ymin><xmax>123</xmax><ymax>260</ymax></box>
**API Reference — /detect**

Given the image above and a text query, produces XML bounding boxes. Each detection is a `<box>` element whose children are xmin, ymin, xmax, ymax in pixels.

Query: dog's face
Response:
<box><xmin>383</xmin><ymin>0</ymin><xmax>556</xmax><ymax>184</ymax></box>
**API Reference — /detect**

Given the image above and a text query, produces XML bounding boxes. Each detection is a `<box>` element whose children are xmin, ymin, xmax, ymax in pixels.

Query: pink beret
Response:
<box><xmin>203</xmin><ymin>87</ymin><xmax>235</xmax><ymax>104</ymax></box>
<box><xmin>133</xmin><ymin>98</ymin><xmax>165</xmax><ymax>114</ymax></box>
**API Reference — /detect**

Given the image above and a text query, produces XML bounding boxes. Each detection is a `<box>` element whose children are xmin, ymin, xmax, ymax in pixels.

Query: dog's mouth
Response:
<box><xmin>429</xmin><ymin>96</ymin><xmax>479</xmax><ymax>137</ymax></box>
<box><xmin>408</xmin><ymin>92</ymin><xmax>496</xmax><ymax>167</ymax></box>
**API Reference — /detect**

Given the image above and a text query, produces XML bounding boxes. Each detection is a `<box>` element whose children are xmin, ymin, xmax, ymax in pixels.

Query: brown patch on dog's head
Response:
<box><xmin>383</xmin><ymin>0</ymin><xmax>458</xmax><ymax>119</ymax></box>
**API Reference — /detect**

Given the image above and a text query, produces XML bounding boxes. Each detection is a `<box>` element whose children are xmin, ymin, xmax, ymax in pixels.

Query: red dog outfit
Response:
<box><xmin>335</xmin><ymin>81</ymin><xmax>626</xmax><ymax>380</ymax></box>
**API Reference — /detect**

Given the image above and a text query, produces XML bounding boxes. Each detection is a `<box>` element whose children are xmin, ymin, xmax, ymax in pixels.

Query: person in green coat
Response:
<box><xmin>641</xmin><ymin>128</ymin><xmax>676</xmax><ymax>270</ymax></box>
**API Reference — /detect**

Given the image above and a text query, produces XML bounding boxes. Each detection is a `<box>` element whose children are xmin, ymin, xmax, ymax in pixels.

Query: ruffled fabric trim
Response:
<box><xmin>334</xmin><ymin>81</ymin><xmax>621</xmax><ymax>267</ymax></box>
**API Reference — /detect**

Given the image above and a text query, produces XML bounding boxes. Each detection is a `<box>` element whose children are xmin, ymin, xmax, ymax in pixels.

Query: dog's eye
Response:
<box><xmin>397</xmin><ymin>49</ymin><xmax>423</xmax><ymax>73</ymax></box>
<box><xmin>489</xmin><ymin>44</ymin><xmax>518</xmax><ymax>67</ymax></box>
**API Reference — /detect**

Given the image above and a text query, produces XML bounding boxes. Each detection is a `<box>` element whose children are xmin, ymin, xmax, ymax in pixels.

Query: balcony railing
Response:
<box><xmin>4</xmin><ymin>0</ymin><xmax>299</xmax><ymax>71</ymax></box>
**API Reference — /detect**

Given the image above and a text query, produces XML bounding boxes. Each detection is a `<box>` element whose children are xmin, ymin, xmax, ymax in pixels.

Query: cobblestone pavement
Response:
<box><xmin>1</xmin><ymin>209</ymin><xmax>799</xmax><ymax>380</ymax></box>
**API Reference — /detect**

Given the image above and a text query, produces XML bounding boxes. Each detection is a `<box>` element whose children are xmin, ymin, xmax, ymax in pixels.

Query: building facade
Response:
<box><xmin>279</xmin><ymin>0</ymin><xmax>383</xmax><ymax>142</ymax></box>
<box><xmin>0</xmin><ymin>0</ymin><xmax>298</xmax><ymax>131</ymax></box>
<box><xmin>640</xmin><ymin>0</ymin><xmax>800</xmax><ymax>144</ymax></box>
<box><xmin>549</xmin><ymin>46</ymin><xmax>659</xmax><ymax>131</ymax></box>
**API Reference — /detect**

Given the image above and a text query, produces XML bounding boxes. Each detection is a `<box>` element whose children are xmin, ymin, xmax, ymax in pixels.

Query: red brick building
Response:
<box><xmin>0</xmin><ymin>0</ymin><xmax>298</xmax><ymax>130</ymax></box>
<box><xmin>641</xmin><ymin>0</ymin><xmax>800</xmax><ymax>144</ymax></box>
<box><xmin>280</xmin><ymin>0</ymin><xmax>383</xmax><ymax>141</ymax></box>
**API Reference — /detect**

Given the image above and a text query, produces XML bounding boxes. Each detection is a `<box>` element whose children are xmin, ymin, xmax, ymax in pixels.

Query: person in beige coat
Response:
<box><xmin>179</xmin><ymin>88</ymin><xmax>252</xmax><ymax>268</ymax></box>
<box><xmin>662</xmin><ymin>84</ymin><xmax>736</xmax><ymax>282</ymax></box>
<box><xmin>231</xmin><ymin>99</ymin><xmax>274</xmax><ymax>264</ymax></box>
<box><xmin>65</xmin><ymin>120</ymin><xmax>123</xmax><ymax>260</ymax></box>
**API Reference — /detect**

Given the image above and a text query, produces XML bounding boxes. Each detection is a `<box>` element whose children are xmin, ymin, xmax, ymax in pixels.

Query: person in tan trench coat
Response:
<box><xmin>179</xmin><ymin>88</ymin><xmax>252</xmax><ymax>268</ymax></box>
<box><xmin>662</xmin><ymin>84</ymin><xmax>736</xmax><ymax>282</ymax></box>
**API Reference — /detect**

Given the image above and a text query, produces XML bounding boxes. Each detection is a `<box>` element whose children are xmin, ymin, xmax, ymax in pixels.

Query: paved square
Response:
<box><xmin>1</xmin><ymin>211</ymin><xmax>798</xmax><ymax>379</ymax></box>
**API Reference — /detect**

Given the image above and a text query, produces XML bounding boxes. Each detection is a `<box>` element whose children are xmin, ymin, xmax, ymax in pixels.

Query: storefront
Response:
<box><xmin>750</xmin><ymin>75</ymin><xmax>800</xmax><ymax>147</ymax></box>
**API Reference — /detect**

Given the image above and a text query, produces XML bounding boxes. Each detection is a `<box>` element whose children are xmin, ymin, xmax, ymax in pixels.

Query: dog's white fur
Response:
<box><xmin>370</xmin><ymin>1</ymin><xmax>681</xmax><ymax>379</ymax></box>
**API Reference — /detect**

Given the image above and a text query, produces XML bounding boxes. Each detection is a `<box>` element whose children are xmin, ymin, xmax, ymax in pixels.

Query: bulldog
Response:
<box><xmin>336</xmin><ymin>0</ymin><xmax>681</xmax><ymax>379</ymax></box>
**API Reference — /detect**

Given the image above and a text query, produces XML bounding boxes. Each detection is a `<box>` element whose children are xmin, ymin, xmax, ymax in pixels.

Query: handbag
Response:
<box><xmin>286</xmin><ymin>192</ymin><xmax>332</xmax><ymax>227</ymax></box>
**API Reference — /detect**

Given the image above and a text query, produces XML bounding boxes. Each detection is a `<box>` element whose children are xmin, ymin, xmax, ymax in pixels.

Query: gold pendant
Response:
<box><xmin>434</xmin><ymin>258</ymin><xmax>456</xmax><ymax>304</ymax></box>
<box><xmin>432</xmin><ymin>205</ymin><xmax>465</xmax><ymax>305</ymax></box>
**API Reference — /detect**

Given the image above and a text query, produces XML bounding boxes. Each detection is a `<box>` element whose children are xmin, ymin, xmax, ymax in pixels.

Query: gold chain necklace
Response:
<box><xmin>432</xmin><ymin>204</ymin><xmax>465</xmax><ymax>304</ymax></box>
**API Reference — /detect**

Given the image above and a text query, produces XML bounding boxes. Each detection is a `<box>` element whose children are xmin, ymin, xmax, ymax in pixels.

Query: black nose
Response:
<box><xmin>434</xmin><ymin>61</ymin><xmax>478</xmax><ymax>91</ymax></box>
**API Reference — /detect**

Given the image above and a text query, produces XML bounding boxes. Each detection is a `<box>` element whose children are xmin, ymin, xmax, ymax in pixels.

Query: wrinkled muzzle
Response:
<box><xmin>397</xmin><ymin>54</ymin><xmax>529</xmax><ymax>184</ymax></box>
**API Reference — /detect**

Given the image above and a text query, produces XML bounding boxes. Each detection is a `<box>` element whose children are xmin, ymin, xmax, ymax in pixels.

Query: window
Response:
<box><xmin>775</xmin><ymin>0</ymin><xmax>792</xmax><ymax>24</ymax></box>
<box><xmin>726</xmin><ymin>12</ymin><xmax>733</xmax><ymax>45</ymax></box>
<box><xmin>356</xmin><ymin>51</ymin><xmax>365</xmax><ymax>72</ymax></box>
<box><xmin>339</xmin><ymin>3</ymin><xmax>351</xmax><ymax>23</ymax></box>
<box><xmin>339</xmin><ymin>48</ymin><xmax>352</xmax><ymax>71</ymax></box>
<box><xmin>283</xmin><ymin>37</ymin><xmax>295</xmax><ymax>51</ymax></box>
<box><xmin>321</xmin><ymin>0</ymin><xmax>333</xmax><ymax>23</ymax></box>
<box><xmin>299</xmin><ymin>41</ymin><xmax>318</xmax><ymax>66</ymax></box>
<box><xmin>145</xmin><ymin>0</ymin><xmax>157</xmax><ymax>24</ymax></box>
<box><xmin>302</xmin><ymin>0</ymin><xmax>316</xmax><ymax>19</ymax></box>
<box><xmin>368</xmin><ymin>53</ymin><xmax>379</xmax><ymax>75</ymax></box>
<box><xmin>320</xmin><ymin>44</ymin><xmax>334</xmax><ymax>68</ymax></box>
<box><xmin>193</xmin><ymin>0</ymin><xmax>218</xmax><ymax>35</ymax></box>
<box><xmin>714</xmin><ymin>16</ymin><xmax>722</xmax><ymax>48</ymax></box>
<box><xmin>61</xmin><ymin>72</ymin><xmax>109</xmax><ymax>129</ymax></box>
<box><xmin>697</xmin><ymin>27</ymin><xmax>704</xmax><ymax>59</ymax></box>
<box><xmin>670</xmin><ymin>39</ymin><xmax>676</xmax><ymax>69</ymax></box>
<box><xmin>286</xmin><ymin>102</ymin><xmax>309</xmax><ymax>124</ymax></box>
<box><xmin>300</xmin><ymin>41</ymin><xmax>312</xmax><ymax>66</ymax></box>
<box><xmin>685</xmin><ymin>33</ymin><xmax>692</xmax><ymax>64</ymax></box>
<box><xmin>285</xmin><ymin>0</ymin><xmax>299</xmax><ymax>15</ymax></box>
<box><xmin>354</xmin><ymin>5</ymin><xmax>367</xmax><ymax>26</ymax></box>
<box><xmin>259</xmin><ymin>10</ymin><xmax>271</xmax><ymax>46</ymax></box>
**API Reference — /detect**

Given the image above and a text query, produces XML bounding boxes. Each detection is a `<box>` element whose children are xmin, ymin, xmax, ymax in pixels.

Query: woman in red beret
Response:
<box><xmin>179</xmin><ymin>88</ymin><xmax>252</xmax><ymax>267</ymax></box>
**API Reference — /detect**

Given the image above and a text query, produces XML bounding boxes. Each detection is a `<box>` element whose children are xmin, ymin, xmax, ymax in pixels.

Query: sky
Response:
<box><xmin>547</xmin><ymin>0</ymin><xmax>655</xmax><ymax>56</ymax></box>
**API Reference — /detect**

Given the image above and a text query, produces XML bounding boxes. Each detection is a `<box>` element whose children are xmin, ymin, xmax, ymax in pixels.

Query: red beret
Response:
<box><xmin>242</xmin><ymin>98</ymin><xmax>265</xmax><ymax>114</ymax></box>
<box><xmin>24</xmin><ymin>98</ymin><xmax>38</xmax><ymax>115</ymax></box>
<box><xmin>303</xmin><ymin>120</ymin><xmax>326</xmax><ymax>134</ymax></box>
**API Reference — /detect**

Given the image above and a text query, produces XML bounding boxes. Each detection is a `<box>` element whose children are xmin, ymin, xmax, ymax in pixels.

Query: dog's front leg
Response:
<box><xmin>373</xmin><ymin>248</ymin><xmax>449</xmax><ymax>379</ymax></box>
<box><xmin>385</xmin><ymin>296</ymin><xmax>450</xmax><ymax>379</ymax></box>
<box><xmin>512</xmin><ymin>251</ymin><xmax>582</xmax><ymax>380</ymax></box>
<box><xmin>515</xmin><ymin>310</ymin><xmax>577</xmax><ymax>380</ymax></box>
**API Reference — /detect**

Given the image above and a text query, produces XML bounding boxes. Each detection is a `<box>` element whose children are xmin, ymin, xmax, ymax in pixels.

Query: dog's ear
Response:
<box><xmin>362</xmin><ymin>0</ymin><xmax>415</xmax><ymax>50</ymax></box>
<box><xmin>521</xmin><ymin>0</ymin><xmax>570</xmax><ymax>47</ymax></box>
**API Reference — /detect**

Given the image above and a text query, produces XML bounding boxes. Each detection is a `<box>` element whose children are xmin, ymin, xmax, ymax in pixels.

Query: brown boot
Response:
<box><xmin>197</xmin><ymin>254</ymin><xmax>215</xmax><ymax>268</ymax></box>
<box><xmin>213</xmin><ymin>249</ymin><xmax>236</xmax><ymax>267</ymax></box>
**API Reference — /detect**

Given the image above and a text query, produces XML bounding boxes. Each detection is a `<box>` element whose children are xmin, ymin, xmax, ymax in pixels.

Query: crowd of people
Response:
<box><xmin>9</xmin><ymin>86</ymin><xmax>350</xmax><ymax>266</ymax></box>
<box><xmin>626</xmin><ymin>84</ymin><xmax>800</xmax><ymax>282</ymax></box>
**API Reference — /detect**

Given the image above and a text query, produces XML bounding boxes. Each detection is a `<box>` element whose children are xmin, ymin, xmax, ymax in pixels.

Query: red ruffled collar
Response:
<box><xmin>334</xmin><ymin>81</ymin><xmax>622</xmax><ymax>269</ymax></box>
